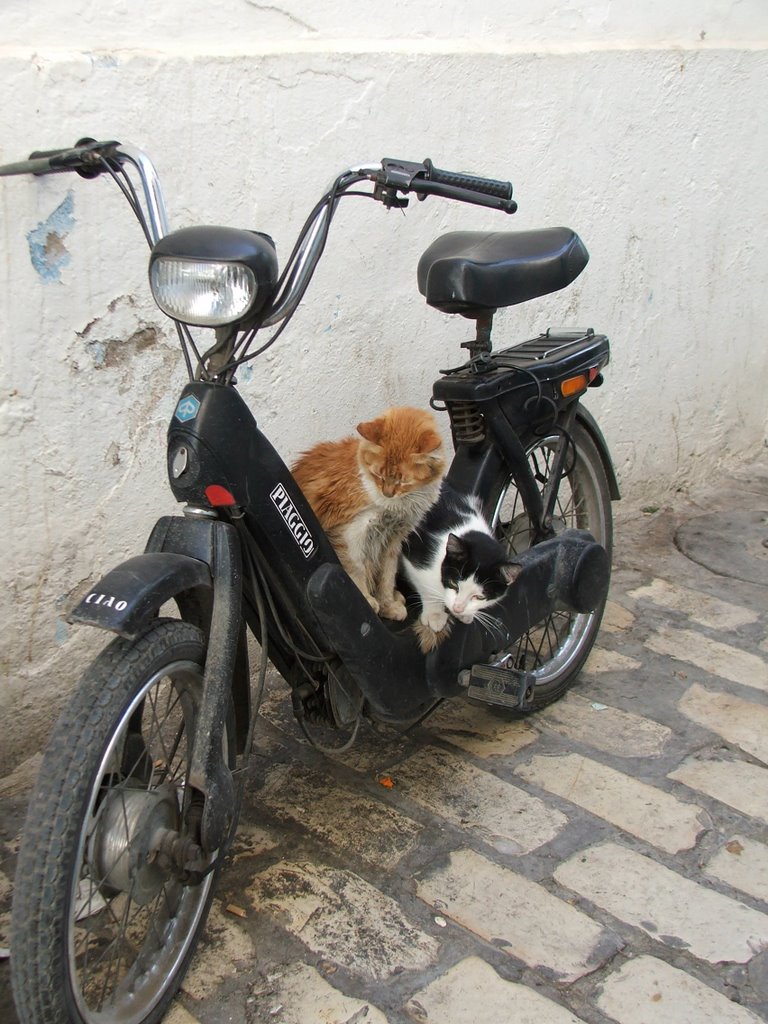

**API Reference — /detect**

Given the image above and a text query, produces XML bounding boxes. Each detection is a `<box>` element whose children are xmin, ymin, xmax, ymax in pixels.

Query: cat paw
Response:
<box><xmin>392</xmin><ymin>589</ymin><xmax>407</xmax><ymax>607</ymax></box>
<box><xmin>422</xmin><ymin>609</ymin><xmax>449</xmax><ymax>632</ymax></box>
<box><xmin>413</xmin><ymin>618</ymin><xmax>452</xmax><ymax>654</ymax></box>
<box><xmin>379</xmin><ymin>599</ymin><xmax>408</xmax><ymax>622</ymax></box>
<box><xmin>365</xmin><ymin>594</ymin><xmax>381</xmax><ymax>614</ymax></box>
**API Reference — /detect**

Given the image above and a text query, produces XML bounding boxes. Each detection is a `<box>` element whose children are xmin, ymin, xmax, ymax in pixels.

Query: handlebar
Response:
<box><xmin>0</xmin><ymin>140</ymin><xmax>516</xmax><ymax>333</ymax></box>
<box><xmin>0</xmin><ymin>139</ymin><xmax>171</xmax><ymax>242</ymax></box>
<box><xmin>374</xmin><ymin>157</ymin><xmax>517</xmax><ymax>214</ymax></box>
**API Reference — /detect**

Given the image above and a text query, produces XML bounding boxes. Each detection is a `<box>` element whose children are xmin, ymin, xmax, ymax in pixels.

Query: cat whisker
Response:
<box><xmin>473</xmin><ymin>610</ymin><xmax>506</xmax><ymax>642</ymax></box>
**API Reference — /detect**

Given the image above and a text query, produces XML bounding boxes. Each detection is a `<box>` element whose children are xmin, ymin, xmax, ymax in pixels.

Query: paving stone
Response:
<box><xmin>181</xmin><ymin>899</ymin><xmax>255</xmax><ymax>1000</ymax></box>
<box><xmin>647</xmin><ymin>627</ymin><xmax>768</xmax><ymax>693</ymax></box>
<box><xmin>258</xmin><ymin>763</ymin><xmax>423</xmax><ymax>868</ymax></box>
<box><xmin>403</xmin><ymin>955</ymin><xmax>587</xmax><ymax>1023</ymax></box>
<box><xmin>583</xmin><ymin>647</ymin><xmax>642</xmax><ymax>673</ymax></box>
<box><xmin>554</xmin><ymin>842</ymin><xmax>768</xmax><ymax>964</ymax></box>
<box><xmin>668</xmin><ymin>755</ymin><xmax>768</xmax><ymax>822</ymax></box>
<box><xmin>393</xmin><ymin>746</ymin><xmax>567</xmax><ymax>855</ymax></box>
<box><xmin>422</xmin><ymin>701</ymin><xmax>539</xmax><ymax>758</ymax></box>
<box><xmin>628</xmin><ymin>577</ymin><xmax>759</xmax><ymax>630</ymax></box>
<box><xmin>705</xmin><ymin>836</ymin><xmax>768</xmax><ymax>904</ymax></box>
<box><xmin>164</xmin><ymin>1004</ymin><xmax>203</xmax><ymax>1024</ymax></box>
<box><xmin>597</xmin><ymin>954</ymin><xmax>765</xmax><ymax>1024</ymax></box>
<box><xmin>416</xmin><ymin>848</ymin><xmax>623</xmax><ymax>983</ymax></box>
<box><xmin>249</xmin><ymin>860</ymin><xmax>440</xmax><ymax>980</ymax></box>
<box><xmin>515</xmin><ymin>753</ymin><xmax>705</xmax><ymax>853</ymax></box>
<box><xmin>324</xmin><ymin>727</ymin><xmax>413</xmax><ymax>775</ymax></box>
<box><xmin>229</xmin><ymin>822</ymin><xmax>281</xmax><ymax>864</ymax></box>
<box><xmin>538</xmin><ymin>693</ymin><xmax>672</xmax><ymax>758</ymax></box>
<box><xmin>678</xmin><ymin>684</ymin><xmax>768</xmax><ymax>765</ymax></box>
<box><xmin>258</xmin><ymin>962</ymin><xmax>388</xmax><ymax>1024</ymax></box>
<box><xmin>601</xmin><ymin>600</ymin><xmax>636</xmax><ymax>633</ymax></box>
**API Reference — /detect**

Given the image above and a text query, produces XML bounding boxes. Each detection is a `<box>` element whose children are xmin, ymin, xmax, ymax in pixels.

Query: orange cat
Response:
<box><xmin>292</xmin><ymin>407</ymin><xmax>445</xmax><ymax>619</ymax></box>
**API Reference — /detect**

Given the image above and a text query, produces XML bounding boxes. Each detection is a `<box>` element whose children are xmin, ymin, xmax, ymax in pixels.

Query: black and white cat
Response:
<box><xmin>401</xmin><ymin>482</ymin><xmax>522</xmax><ymax>652</ymax></box>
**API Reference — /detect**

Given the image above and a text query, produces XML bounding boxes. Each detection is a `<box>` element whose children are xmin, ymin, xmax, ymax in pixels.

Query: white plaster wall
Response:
<box><xmin>1</xmin><ymin>2</ymin><xmax>767</xmax><ymax>764</ymax></box>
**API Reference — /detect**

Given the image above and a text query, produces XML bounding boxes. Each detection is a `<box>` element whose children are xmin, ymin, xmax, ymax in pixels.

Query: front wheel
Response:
<box><xmin>10</xmin><ymin>619</ymin><xmax>231</xmax><ymax>1024</ymax></box>
<box><xmin>490</xmin><ymin>420</ymin><xmax>613</xmax><ymax>712</ymax></box>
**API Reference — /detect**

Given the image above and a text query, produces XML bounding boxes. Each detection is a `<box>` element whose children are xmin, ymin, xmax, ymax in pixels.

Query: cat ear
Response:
<box><xmin>499</xmin><ymin>562</ymin><xmax>523</xmax><ymax>586</ymax></box>
<box><xmin>416</xmin><ymin>428</ymin><xmax>443</xmax><ymax>455</ymax></box>
<box><xmin>357</xmin><ymin>417</ymin><xmax>383</xmax><ymax>444</ymax></box>
<box><xmin>445</xmin><ymin>533</ymin><xmax>466</xmax><ymax>558</ymax></box>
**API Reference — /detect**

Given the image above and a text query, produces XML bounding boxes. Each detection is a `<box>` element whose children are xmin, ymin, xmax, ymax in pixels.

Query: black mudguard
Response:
<box><xmin>577</xmin><ymin>405</ymin><xmax>621</xmax><ymax>501</ymax></box>
<box><xmin>68</xmin><ymin>551</ymin><xmax>212</xmax><ymax>638</ymax></box>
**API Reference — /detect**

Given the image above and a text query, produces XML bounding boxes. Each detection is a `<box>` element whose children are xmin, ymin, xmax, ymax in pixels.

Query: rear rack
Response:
<box><xmin>433</xmin><ymin>329</ymin><xmax>610</xmax><ymax>405</ymax></box>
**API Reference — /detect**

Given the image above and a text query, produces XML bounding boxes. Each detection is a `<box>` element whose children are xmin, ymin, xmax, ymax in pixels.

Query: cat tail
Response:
<box><xmin>412</xmin><ymin>618</ymin><xmax>452</xmax><ymax>655</ymax></box>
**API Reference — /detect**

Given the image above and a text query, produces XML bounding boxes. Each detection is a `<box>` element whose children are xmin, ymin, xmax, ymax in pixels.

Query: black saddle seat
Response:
<box><xmin>417</xmin><ymin>227</ymin><xmax>589</xmax><ymax>316</ymax></box>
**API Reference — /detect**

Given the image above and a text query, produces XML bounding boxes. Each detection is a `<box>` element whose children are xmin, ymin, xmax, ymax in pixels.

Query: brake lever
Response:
<box><xmin>372</xmin><ymin>182</ymin><xmax>410</xmax><ymax>209</ymax></box>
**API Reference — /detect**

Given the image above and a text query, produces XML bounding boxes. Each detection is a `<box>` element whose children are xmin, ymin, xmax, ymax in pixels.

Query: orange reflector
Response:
<box><xmin>205</xmin><ymin>484</ymin><xmax>237</xmax><ymax>507</ymax></box>
<box><xmin>561</xmin><ymin>374</ymin><xmax>588</xmax><ymax>397</ymax></box>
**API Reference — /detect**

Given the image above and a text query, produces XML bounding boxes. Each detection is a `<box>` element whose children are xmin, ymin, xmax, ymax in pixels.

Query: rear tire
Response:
<box><xmin>10</xmin><ymin>619</ymin><xmax>231</xmax><ymax>1024</ymax></box>
<box><xmin>490</xmin><ymin>420</ymin><xmax>613</xmax><ymax>712</ymax></box>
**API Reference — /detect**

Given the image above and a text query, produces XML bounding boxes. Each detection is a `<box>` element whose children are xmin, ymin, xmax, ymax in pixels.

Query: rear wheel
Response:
<box><xmin>490</xmin><ymin>420</ymin><xmax>613</xmax><ymax>712</ymax></box>
<box><xmin>10</xmin><ymin>619</ymin><xmax>232</xmax><ymax>1024</ymax></box>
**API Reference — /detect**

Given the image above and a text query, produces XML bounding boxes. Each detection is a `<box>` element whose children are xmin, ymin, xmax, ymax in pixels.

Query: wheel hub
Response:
<box><xmin>88</xmin><ymin>783</ymin><xmax>180</xmax><ymax>905</ymax></box>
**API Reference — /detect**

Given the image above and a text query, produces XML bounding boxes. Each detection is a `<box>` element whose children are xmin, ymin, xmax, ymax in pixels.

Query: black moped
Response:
<box><xmin>1</xmin><ymin>139</ymin><xmax>618</xmax><ymax>1024</ymax></box>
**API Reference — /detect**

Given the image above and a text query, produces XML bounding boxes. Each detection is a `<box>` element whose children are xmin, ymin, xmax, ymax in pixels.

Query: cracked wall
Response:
<box><xmin>0</xmin><ymin>3</ymin><xmax>767</xmax><ymax>762</ymax></box>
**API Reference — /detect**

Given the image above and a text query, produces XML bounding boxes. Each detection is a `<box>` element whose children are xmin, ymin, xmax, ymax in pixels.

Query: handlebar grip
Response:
<box><xmin>424</xmin><ymin>159</ymin><xmax>513</xmax><ymax>201</ymax></box>
<box><xmin>0</xmin><ymin>139</ymin><xmax>120</xmax><ymax>178</ymax></box>
<box><xmin>0</xmin><ymin>155</ymin><xmax>61</xmax><ymax>177</ymax></box>
<box><xmin>28</xmin><ymin>147</ymin><xmax>73</xmax><ymax>161</ymax></box>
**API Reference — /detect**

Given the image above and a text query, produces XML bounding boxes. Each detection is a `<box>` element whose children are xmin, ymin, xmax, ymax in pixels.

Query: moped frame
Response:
<box><xmin>54</xmin><ymin>143</ymin><xmax>615</xmax><ymax>853</ymax></box>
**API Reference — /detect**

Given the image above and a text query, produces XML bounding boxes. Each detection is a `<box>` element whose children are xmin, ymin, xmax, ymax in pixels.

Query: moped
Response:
<box><xmin>1</xmin><ymin>139</ymin><xmax>618</xmax><ymax>1024</ymax></box>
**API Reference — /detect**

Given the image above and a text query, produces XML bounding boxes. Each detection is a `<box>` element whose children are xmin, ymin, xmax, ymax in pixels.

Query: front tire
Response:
<box><xmin>490</xmin><ymin>420</ymin><xmax>613</xmax><ymax>712</ymax></box>
<box><xmin>10</xmin><ymin>619</ymin><xmax>230</xmax><ymax>1024</ymax></box>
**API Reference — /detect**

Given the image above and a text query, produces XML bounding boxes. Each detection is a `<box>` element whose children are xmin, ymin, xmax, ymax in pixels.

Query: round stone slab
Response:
<box><xmin>675</xmin><ymin>510</ymin><xmax>768</xmax><ymax>586</ymax></box>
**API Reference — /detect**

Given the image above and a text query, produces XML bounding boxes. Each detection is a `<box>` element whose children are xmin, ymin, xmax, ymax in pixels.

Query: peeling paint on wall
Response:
<box><xmin>26</xmin><ymin>191</ymin><xmax>75</xmax><ymax>283</ymax></box>
<box><xmin>85</xmin><ymin>326</ymin><xmax>159</xmax><ymax>369</ymax></box>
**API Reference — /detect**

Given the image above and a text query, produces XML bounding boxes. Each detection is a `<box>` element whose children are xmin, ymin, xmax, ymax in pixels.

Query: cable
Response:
<box><xmin>100</xmin><ymin>157</ymin><xmax>153</xmax><ymax>247</ymax></box>
<box><xmin>216</xmin><ymin>184</ymin><xmax>377</xmax><ymax>379</ymax></box>
<box><xmin>238</xmin><ymin>523</ymin><xmax>332</xmax><ymax>664</ymax></box>
<box><xmin>298</xmin><ymin>710</ymin><xmax>361</xmax><ymax>754</ymax></box>
<box><xmin>235</xmin><ymin>545</ymin><xmax>270</xmax><ymax>769</ymax></box>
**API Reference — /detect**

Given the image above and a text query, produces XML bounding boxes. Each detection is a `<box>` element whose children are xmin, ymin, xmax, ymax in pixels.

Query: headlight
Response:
<box><xmin>150</xmin><ymin>257</ymin><xmax>258</xmax><ymax>327</ymax></box>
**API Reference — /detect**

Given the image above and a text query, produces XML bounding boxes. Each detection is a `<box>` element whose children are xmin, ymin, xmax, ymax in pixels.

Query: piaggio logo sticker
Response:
<box><xmin>270</xmin><ymin>483</ymin><xmax>316</xmax><ymax>558</ymax></box>
<box><xmin>175</xmin><ymin>395</ymin><xmax>200</xmax><ymax>422</ymax></box>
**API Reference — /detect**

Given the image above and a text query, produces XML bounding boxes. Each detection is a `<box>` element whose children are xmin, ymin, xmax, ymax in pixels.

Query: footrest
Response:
<box><xmin>467</xmin><ymin>663</ymin><xmax>536</xmax><ymax>710</ymax></box>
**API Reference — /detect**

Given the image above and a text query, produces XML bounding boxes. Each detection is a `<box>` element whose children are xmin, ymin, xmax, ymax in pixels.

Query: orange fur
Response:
<box><xmin>292</xmin><ymin>407</ymin><xmax>445</xmax><ymax>617</ymax></box>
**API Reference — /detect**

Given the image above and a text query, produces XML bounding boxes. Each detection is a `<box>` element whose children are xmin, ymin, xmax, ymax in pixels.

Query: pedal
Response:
<box><xmin>466</xmin><ymin>663</ymin><xmax>536</xmax><ymax>711</ymax></box>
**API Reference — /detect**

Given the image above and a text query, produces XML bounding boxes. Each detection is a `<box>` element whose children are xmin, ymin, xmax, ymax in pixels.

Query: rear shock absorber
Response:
<box><xmin>446</xmin><ymin>400</ymin><xmax>486</xmax><ymax>445</ymax></box>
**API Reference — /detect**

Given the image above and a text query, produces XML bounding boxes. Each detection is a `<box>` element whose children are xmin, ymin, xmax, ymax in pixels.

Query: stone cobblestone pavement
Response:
<box><xmin>1</xmin><ymin>457</ymin><xmax>766</xmax><ymax>1023</ymax></box>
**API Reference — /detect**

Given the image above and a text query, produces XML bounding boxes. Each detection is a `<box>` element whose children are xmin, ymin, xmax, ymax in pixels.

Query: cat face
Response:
<box><xmin>441</xmin><ymin>532</ymin><xmax>521</xmax><ymax>624</ymax></box>
<box><xmin>357</xmin><ymin>406</ymin><xmax>444</xmax><ymax>499</ymax></box>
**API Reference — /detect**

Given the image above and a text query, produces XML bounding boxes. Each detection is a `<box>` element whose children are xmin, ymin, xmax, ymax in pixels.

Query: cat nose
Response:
<box><xmin>382</xmin><ymin>482</ymin><xmax>396</xmax><ymax>497</ymax></box>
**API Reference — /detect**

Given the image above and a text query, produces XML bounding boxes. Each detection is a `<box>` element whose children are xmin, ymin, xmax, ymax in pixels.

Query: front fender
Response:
<box><xmin>68</xmin><ymin>551</ymin><xmax>212</xmax><ymax>639</ymax></box>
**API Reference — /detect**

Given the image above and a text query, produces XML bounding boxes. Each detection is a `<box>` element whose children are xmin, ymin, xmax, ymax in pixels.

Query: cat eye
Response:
<box><xmin>446</xmin><ymin>580</ymin><xmax>459</xmax><ymax>591</ymax></box>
